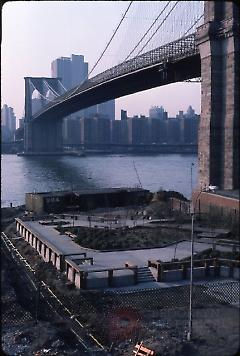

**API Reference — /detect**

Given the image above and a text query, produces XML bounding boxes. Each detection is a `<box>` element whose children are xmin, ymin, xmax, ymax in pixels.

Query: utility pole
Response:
<box><xmin>190</xmin><ymin>162</ymin><xmax>194</xmax><ymax>195</ymax></box>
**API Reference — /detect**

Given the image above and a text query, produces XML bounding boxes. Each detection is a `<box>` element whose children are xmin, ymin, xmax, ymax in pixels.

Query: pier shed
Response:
<box><xmin>25</xmin><ymin>188</ymin><xmax>150</xmax><ymax>214</ymax></box>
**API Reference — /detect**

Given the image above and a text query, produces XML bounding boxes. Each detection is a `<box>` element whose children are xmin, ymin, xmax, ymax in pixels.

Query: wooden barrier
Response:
<box><xmin>133</xmin><ymin>341</ymin><xmax>155</xmax><ymax>355</ymax></box>
<box><xmin>148</xmin><ymin>258</ymin><xmax>240</xmax><ymax>281</ymax></box>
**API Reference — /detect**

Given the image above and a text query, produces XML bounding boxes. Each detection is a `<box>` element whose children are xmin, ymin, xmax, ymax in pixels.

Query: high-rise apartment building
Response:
<box><xmin>149</xmin><ymin>105</ymin><xmax>168</xmax><ymax>120</ymax></box>
<box><xmin>177</xmin><ymin>106</ymin><xmax>199</xmax><ymax>144</ymax></box>
<box><xmin>127</xmin><ymin>116</ymin><xmax>150</xmax><ymax>145</ymax></box>
<box><xmin>1</xmin><ymin>104</ymin><xmax>17</xmax><ymax>141</ymax></box>
<box><xmin>111</xmin><ymin>119</ymin><xmax>128</xmax><ymax>144</ymax></box>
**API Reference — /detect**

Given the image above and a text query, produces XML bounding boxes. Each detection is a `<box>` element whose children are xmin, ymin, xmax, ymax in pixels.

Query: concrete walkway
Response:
<box><xmin>22</xmin><ymin>220</ymin><xmax>234</xmax><ymax>272</ymax></box>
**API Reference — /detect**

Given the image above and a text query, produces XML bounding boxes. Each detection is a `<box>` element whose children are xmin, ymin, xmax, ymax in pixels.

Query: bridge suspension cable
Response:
<box><xmin>58</xmin><ymin>80</ymin><xmax>68</xmax><ymax>93</ymax></box>
<box><xmin>88</xmin><ymin>1</ymin><xmax>133</xmax><ymax>78</ymax></box>
<box><xmin>33</xmin><ymin>2</ymin><xmax>204</xmax><ymax>117</ymax></box>
<box><xmin>136</xmin><ymin>1</ymin><xmax>180</xmax><ymax>57</ymax></box>
<box><xmin>43</xmin><ymin>80</ymin><xmax>59</xmax><ymax>98</ymax></box>
<box><xmin>58</xmin><ymin>2</ymin><xmax>133</xmax><ymax>102</ymax></box>
<box><xmin>124</xmin><ymin>1</ymin><xmax>171</xmax><ymax>61</ymax></box>
<box><xmin>113</xmin><ymin>1</ymin><xmax>203</xmax><ymax>65</ymax></box>
<box><xmin>181</xmin><ymin>13</ymin><xmax>204</xmax><ymax>37</ymax></box>
<box><xmin>30</xmin><ymin>81</ymin><xmax>53</xmax><ymax>102</ymax></box>
<box><xmin>30</xmin><ymin>79</ymin><xmax>65</xmax><ymax>105</ymax></box>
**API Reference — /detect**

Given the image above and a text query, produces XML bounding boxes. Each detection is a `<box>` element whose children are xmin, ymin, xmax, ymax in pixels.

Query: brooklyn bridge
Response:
<box><xmin>23</xmin><ymin>1</ymin><xmax>239</xmax><ymax>192</ymax></box>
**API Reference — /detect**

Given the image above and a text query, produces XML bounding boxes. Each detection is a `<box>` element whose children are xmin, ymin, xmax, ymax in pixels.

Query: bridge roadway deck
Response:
<box><xmin>20</xmin><ymin>219</ymin><xmax>234</xmax><ymax>271</ymax></box>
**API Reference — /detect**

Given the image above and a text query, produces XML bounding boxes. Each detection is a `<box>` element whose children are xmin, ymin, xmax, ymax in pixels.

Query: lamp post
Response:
<box><xmin>187</xmin><ymin>188</ymin><xmax>206</xmax><ymax>341</ymax></box>
<box><xmin>187</xmin><ymin>208</ymin><xmax>194</xmax><ymax>341</ymax></box>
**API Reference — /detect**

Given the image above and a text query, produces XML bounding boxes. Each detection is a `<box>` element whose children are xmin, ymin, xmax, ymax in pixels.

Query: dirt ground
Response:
<box><xmin>110</xmin><ymin>306</ymin><xmax>240</xmax><ymax>356</ymax></box>
<box><xmin>2</xmin><ymin>207</ymin><xmax>240</xmax><ymax>356</ymax></box>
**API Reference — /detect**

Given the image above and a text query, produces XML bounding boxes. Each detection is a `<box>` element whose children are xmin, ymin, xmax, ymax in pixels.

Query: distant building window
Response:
<box><xmin>45</xmin><ymin>196</ymin><xmax>60</xmax><ymax>203</ymax></box>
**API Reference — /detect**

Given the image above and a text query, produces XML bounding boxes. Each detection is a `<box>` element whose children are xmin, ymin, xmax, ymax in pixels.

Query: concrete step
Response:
<box><xmin>137</xmin><ymin>267</ymin><xmax>155</xmax><ymax>283</ymax></box>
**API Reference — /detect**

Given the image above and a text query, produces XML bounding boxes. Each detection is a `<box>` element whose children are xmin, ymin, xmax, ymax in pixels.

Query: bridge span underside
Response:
<box><xmin>24</xmin><ymin>53</ymin><xmax>200</xmax><ymax>154</ymax></box>
<box><xmin>36</xmin><ymin>54</ymin><xmax>200</xmax><ymax>121</ymax></box>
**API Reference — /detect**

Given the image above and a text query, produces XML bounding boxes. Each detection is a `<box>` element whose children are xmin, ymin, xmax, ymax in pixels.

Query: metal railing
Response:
<box><xmin>32</xmin><ymin>34</ymin><xmax>198</xmax><ymax>119</ymax></box>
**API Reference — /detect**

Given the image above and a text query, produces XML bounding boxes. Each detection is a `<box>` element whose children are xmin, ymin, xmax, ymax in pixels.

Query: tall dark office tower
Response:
<box><xmin>51</xmin><ymin>54</ymin><xmax>88</xmax><ymax>89</ymax></box>
<box><xmin>51</xmin><ymin>55</ymin><xmax>89</xmax><ymax>144</ymax></box>
<box><xmin>97</xmin><ymin>101</ymin><xmax>115</xmax><ymax>120</ymax></box>
<box><xmin>51</xmin><ymin>54</ymin><xmax>115</xmax><ymax>144</ymax></box>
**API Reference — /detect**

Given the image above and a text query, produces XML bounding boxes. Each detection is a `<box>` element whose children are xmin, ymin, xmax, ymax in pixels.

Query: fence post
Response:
<box><xmin>59</xmin><ymin>255</ymin><xmax>65</xmax><ymax>272</ymax></box>
<box><xmin>213</xmin><ymin>259</ymin><xmax>220</xmax><ymax>277</ymax></box>
<box><xmin>35</xmin><ymin>281</ymin><xmax>41</xmax><ymax>324</ymax></box>
<box><xmin>108</xmin><ymin>269</ymin><xmax>113</xmax><ymax>287</ymax></box>
<box><xmin>80</xmin><ymin>271</ymin><xmax>87</xmax><ymax>289</ymax></box>
<box><xmin>182</xmin><ymin>263</ymin><xmax>187</xmax><ymax>279</ymax></box>
<box><xmin>133</xmin><ymin>267</ymin><xmax>138</xmax><ymax>285</ymax></box>
<box><xmin>157</xmin><ymin>263</ymin><xmax>163</xmax><ymax>282</ymax></box>
<box><xmin>205</xmin><ymin>260</ymin><xmax>210</xmax><ymax>277</ymax></box>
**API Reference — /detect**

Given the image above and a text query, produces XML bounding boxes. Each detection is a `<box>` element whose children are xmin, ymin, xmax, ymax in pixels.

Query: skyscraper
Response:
<box><xmin>97</xmin><ymin>101</ymin><xmax>115</xmax><ymax>120</ymax></box>
<box><xmin>51</xmin><ymin>54</ymin><xmax>88</xmax><ymax>144</ymax></box>
<box><xmin>1</xmin><ymin>104</ymin><xmax>16</xmax><ymax>141</ymax></box>
<box><xmin>51</xmin><ymin>54</ymin><xmax>115</xmax><ymax>144</ymax></box>
<box><xmin>51</xmin><ymin>54</ymin><xmax>88</xmax><ymax>89</ymax></box>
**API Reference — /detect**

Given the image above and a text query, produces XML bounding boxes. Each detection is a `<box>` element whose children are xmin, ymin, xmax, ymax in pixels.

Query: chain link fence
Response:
<box><xmin>2</xmin><ymin>233</ymin><xmax>239</xmax><ymax>355</ymax></box>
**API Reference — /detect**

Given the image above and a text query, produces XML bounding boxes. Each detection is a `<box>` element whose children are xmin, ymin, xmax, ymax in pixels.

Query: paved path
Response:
<box><xmin>22</xmin><ymin>220</ymin><xmax>222</xmax><ymax>270</ymax></box>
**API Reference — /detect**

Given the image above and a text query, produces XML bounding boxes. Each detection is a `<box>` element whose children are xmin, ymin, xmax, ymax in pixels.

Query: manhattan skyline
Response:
<box><xmin>2</xmin><ymin>1</ymin><xmax>201</xmax><ymax>125</ymax></box>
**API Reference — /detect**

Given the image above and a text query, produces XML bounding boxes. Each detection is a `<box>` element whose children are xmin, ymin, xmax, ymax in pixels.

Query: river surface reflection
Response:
<box><xmin>1</xmin><ymin>153</ymin><xmax>198</xmax><ymax>207</ymax></box>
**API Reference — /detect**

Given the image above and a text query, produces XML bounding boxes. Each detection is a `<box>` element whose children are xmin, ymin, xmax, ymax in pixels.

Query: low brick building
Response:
<box><xmin>192</xmin><ymin>190</ymin><xmax>239</xmax><ymax>216</ymax></box>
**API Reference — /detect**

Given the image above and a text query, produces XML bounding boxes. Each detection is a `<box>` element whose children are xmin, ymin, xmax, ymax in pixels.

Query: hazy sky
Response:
<box><xmin>2</xmin><ymin>1</ymin><xmax>201</xmax><ymax>125</ymax></box>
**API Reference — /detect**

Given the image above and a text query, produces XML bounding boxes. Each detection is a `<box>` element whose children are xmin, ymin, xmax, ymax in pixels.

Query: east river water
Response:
<box><xmin>1</xmin><ymin>153</ymin><xmax>198</xmax><ymax>207</ymax></box>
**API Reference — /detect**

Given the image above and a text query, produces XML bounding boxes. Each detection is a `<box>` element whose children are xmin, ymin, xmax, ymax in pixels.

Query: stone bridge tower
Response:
<box><xmin>24</xmin><ymin>77</ymin><xmax>63</xmax><ymax>153</ymax></box>
<box><xmin>196</xmin><ymin>1</ymin><xmax>239</xmax><ymax>190</ymax></box>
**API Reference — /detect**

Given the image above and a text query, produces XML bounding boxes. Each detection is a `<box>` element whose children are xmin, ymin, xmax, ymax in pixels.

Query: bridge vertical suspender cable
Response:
<box><xmin>136</xmin><ymin>1</ymin><xmax>180</xmax><ymax>57</ymax></box>
<box><xmin>124</xmin><ymin>1</ymin><xmax>171</xmax><ymax>61</ymax></box>
<box><xmin>181</xmin><ymin>14</ymin><xmax>204</xmax><ymax>37</ymax></box>
<box><xmin>123</xmin><ymin>2</ymin><xmax>203</xmax><ymax>63</ymax></box>
<box><xmin>35</xmin><ymin>2</ymin><xmax>204</xmax><ymax>113</ymax></box>
<box><xmin>62</xmin><ymin>1</ymin><xmax>133</xmax><ymax>100</ymax></box>
<box><xmin>88</xmin><ymin>1</ymin><xmax>133</xmax><ymax>77</ymax></box>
